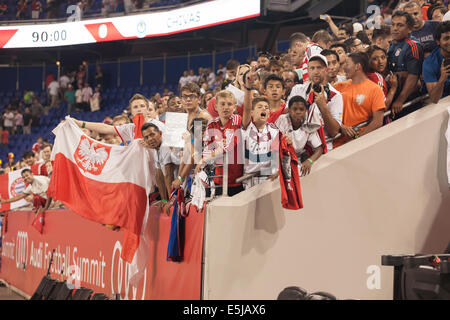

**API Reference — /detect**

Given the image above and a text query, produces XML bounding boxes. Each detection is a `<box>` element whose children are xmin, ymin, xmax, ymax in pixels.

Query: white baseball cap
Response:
<box><xmin>353</xmin><ymin>22</ymin><xmax>364</xmax><ymax>33</ymax></box>
<box><xmin>308</xmin><ymin>53</ymin><xmax>328</xmax><ymax>67</ymax></box>
<box><xmin>443</xmin><ymin>11</ymin><xmax>450</xmax><ymax>22</ymax></box>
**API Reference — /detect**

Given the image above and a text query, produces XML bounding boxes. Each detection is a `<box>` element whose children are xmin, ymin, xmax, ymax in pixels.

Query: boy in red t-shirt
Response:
<box><xmin>195</xmin><ymin>90</ymin><xmax>244</xmax><ymax>197</ymax></box>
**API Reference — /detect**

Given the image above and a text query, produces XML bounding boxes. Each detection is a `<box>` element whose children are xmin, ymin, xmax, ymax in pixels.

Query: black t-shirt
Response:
<box><xmin>23</xmin><ymin>113</ymin><xmax>32</xmax><ymax>126</ymax></box>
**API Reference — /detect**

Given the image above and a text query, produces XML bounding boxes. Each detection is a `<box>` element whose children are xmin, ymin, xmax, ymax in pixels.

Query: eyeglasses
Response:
<box><xmin>181</xmin><ymin>94</ymin><xmax>198</xmax><ymax>100</ymax></box>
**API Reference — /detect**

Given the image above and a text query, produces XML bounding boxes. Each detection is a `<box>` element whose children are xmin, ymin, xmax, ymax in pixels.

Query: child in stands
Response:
<box><xmin>241</xmin><ymin>87</ymin><xmax>281</xmax><ymax>189</ymax></box>
<box><xmin>195</xmin><ymin>90</ymin><xmax>244</xmax><ymax>196</ymax></box>
<box><xmin>275</xmin><ymin>95</ymin><xmax>323</xmax><ymax>176</ymax></box>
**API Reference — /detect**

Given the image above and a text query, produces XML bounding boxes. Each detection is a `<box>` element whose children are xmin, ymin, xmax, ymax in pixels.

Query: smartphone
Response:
<box><xmin>319</xmin><ymin>15</ymin><xmax>326</xmax><ymax>20</ymax></box>
<box><xmin>444</xmin><ymin>58</ymin><xmax>450</xmax><ymax>67</ymax></box>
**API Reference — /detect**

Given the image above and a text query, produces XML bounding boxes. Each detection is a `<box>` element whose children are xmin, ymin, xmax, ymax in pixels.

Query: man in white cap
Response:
<box><xmin>353</xmin><ymin>22</ymin><xmax>364</xmax><ymax>35</ymax></box>
<box><xmin>287</xmin><ymin>54</ymin><xmax>343</xmax><ymax>151</ymax></box>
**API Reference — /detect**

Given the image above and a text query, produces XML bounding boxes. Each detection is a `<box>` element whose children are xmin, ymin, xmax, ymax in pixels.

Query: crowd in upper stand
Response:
<box><xmin>0</xmin><ymin>0</ymin><xmax>193</xmax><ymax>21</ymax></box>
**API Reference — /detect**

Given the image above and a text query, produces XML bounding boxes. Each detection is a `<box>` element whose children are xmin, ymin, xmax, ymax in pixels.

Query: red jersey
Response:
<box><xmin>367</xmin><ymin>72</ymin><xmax>388</xmax><ymax>99</ymax></box>
<box><xmin>31</xmin><ymin>162</ymin><xmax>49</xmax><ymax>176</ymax></box>
<box><xmin>267</xmin><ymin>103</ymin><xmax>286</xmax><ymax>124</ymax></box>
<box><xmin>203</xmin><ymin>114</ymin><xmax>243</xmax><ymax>187</ymax></box>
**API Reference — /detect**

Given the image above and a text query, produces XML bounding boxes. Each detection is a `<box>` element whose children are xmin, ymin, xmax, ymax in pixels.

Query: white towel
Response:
<box><xmin>191</xmin><ymin>171</ymin><xmax>208</xmax><ymax>211</ymax></box>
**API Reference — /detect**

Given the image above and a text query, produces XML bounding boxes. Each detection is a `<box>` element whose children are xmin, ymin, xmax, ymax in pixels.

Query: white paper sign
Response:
<box><xmin>162</xmin><ymin>112</ymin><xmax>189</xmax><ymax>148</ymax></box>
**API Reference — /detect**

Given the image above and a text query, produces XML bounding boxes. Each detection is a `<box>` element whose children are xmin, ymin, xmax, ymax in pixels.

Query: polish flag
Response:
<box><xmin>47</xmin><ymin>118</ymin><xmax>156</xmax><ymax>285</ymax></box>
<box><xmin>0</xmin><ymin>169</ymin><xmax>29</xmax><ymax>212</ymax></box>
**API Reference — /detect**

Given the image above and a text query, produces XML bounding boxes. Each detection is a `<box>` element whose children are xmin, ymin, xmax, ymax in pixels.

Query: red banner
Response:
<box><xmin>0</xmin><ymin>205</ymin><xmax>204</xmax><ymax>300</ymax></box>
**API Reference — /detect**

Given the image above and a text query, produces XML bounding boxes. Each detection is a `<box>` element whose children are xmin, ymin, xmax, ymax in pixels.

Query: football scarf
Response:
<box><xmin>279</xmin><ymin>136</ymin><xmax>303</xmax><ymax>210</ymax></box>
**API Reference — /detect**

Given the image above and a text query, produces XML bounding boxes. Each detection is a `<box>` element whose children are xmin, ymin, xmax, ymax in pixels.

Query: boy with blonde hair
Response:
<box><xmin>195</xmin><ymin>90</ymin><xmax>244</xmax><ymax>196</ymax></box>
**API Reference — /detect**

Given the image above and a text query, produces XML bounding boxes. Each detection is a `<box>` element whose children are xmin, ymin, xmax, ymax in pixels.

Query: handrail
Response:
<box><xmin>234</xmin><ymin>94</ymin><xmax>430</xmax><ymax>184</ymax></box>
<box><xmin>328</xmin><ymin>94</ymin><xmax>429</xmax><ymax>143</ymax></box>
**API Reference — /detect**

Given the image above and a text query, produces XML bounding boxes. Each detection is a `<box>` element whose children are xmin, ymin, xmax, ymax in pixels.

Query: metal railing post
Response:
<box><xmin>222</xmin><ymin>151</ymin><xmax>229</xmax><ymax>197</ymax></box>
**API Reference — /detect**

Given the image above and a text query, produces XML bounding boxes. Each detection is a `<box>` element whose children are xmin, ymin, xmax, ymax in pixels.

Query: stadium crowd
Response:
<box><xmin>2</xmin><ymin>0</ymin><xmax>450</xmax><ymax>216</ymax></box>
<box><xmin>0</xmin><ymin>0</ymin><xmax>197</xmax><ymax>21</ymax></box>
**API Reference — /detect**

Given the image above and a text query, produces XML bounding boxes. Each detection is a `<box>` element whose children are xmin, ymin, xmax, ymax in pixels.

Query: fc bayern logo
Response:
<box><xmin>10</xmin><ymin>177</ymin><xmax>26</xmax><ymax>197</ymax></box>
<box><xmin>136</xmin><ymin>21</ymin><xmax>147</xmax><ymax>38</ymax></box>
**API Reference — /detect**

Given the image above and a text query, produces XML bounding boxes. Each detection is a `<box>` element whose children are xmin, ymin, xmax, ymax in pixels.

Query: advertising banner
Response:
<box><xmin>0</xmin><ymin>205</ymin><xmax>204</xmax><ymax>300</ymax></box>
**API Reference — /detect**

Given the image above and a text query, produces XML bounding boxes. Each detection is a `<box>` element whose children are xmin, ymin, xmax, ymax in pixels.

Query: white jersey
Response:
<box><xmin>24</xmin><ymin>175</ymin><xmax>50</xmax><ymax>199</ymax></box>
<box><xmin>275</xmin><ymin>114</ymin><xmax>322</xmax><ymax>156</ymax></box>
<box><xmin>241</xmin><ymin>122</ymin><xmax>279</xmax><ymax>177</ymax></box>
<box><xmin>287</xmin><ymin>82</ymin><xmax>343</xmax><ymax>151</ymax></box>
<box><xmin>155</xmin><ymin>145</ymin><xmax>181</xmax><ymax>179</ymax></box>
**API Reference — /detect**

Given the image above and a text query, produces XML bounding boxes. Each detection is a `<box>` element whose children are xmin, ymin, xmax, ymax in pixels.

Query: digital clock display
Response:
<box><xmin>32</xmin><ymin>30</ymin><xmax>68</xmax><ymax>43</ymax></box>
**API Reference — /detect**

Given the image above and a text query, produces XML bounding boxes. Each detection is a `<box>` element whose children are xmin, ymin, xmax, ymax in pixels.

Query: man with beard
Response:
<box><xmin>257</xmin><ymin>52</ymin><xmax>271</xmax><ymax>71</ymax></box>
<box><xmin>287</xmin><ymin>54</ymin><xmax>343</xmax><ymax>151</ymax></box>
<box><xmin>423</xmin><ymin>21</ymin><xmax>450</xmax><ymax>103</ymax></box>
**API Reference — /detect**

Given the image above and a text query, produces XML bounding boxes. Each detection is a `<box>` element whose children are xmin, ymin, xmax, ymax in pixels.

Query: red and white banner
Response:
<box><xmin>0</xmin><ymin>0</ymin><xmax>260</xmax><ymax>48</ymax></box>
<box><xmin>0</xmin><ymin>169</ymin><xmax>29</xmax><ymax>212</ymax></box>
<box><xmin>48</xmin><ymin>118</ymin><xmax>156</xmax><ymax>286</ymax></box>
<box><xmin>0</xmin><ymin>207</ymin><xmax>204</xmax><ymax>299</ymax></box>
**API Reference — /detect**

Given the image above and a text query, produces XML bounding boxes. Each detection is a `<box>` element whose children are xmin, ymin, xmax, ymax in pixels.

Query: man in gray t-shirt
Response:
<box><xmin>405</xmin><ymin>2</ymin><xmax>439</xmax><ymax>53</ymax></box>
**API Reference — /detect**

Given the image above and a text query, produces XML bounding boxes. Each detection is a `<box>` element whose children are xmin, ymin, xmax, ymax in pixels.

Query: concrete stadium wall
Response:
<box><xmin>202</xmin><ymin>97</ymin><xmax>450</xmax><ymax>300</ymax></box>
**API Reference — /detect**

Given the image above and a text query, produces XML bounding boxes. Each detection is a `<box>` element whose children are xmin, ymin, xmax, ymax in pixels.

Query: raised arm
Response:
<box><xmin>323</xmin><ymin>15</ymin><xmax>340</xmax><ymax>37</ymax></box>
<box><xmin>242</xmin><ymin>71</ymin><xmax>256</xmax><ymax>130</ymax></box>
<box><xmin>72</xmin><ymin>118</ymin><xmax>116</xmax><ymax>135</ymax></box>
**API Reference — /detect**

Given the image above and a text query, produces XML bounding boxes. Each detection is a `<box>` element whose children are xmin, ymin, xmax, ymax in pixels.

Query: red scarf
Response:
<box><xmin>133</xmin><ymin>113</ymin><xmax>145</xmax><ymax>139</ymax></box>
<box><xmin>279</xmin><ymin>136</ymin><xmax>303</xmax><ymax>210</ymax></box>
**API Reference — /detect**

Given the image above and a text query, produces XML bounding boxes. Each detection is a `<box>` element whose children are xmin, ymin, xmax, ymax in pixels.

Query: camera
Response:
<box><xmin>312</xmin><ymin>84</ymin><xmax>322</xmax><ymax>93</ymax></box>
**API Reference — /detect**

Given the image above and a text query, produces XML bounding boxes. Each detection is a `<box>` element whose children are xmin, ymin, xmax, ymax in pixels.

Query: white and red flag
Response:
<box><xmin>48</xmin><ymin>117</ymin><xmax>156</xmax><ymax>285</ymax></box>
<box><xmin>0</xmin><ymin>169</ymin><xmax>29</xmax><ymax>212</ymax></box>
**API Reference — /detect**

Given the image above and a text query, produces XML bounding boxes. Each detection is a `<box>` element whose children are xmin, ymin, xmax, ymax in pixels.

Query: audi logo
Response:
<box><xmin>111</xmin><ymin>241</ymin><xmax>147</xmax><ymax>300</ymax></box>
<box><xmin>15</xmin><ymin>231</ymin><xmax>28</xmax><ymax>270</ymax></box>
